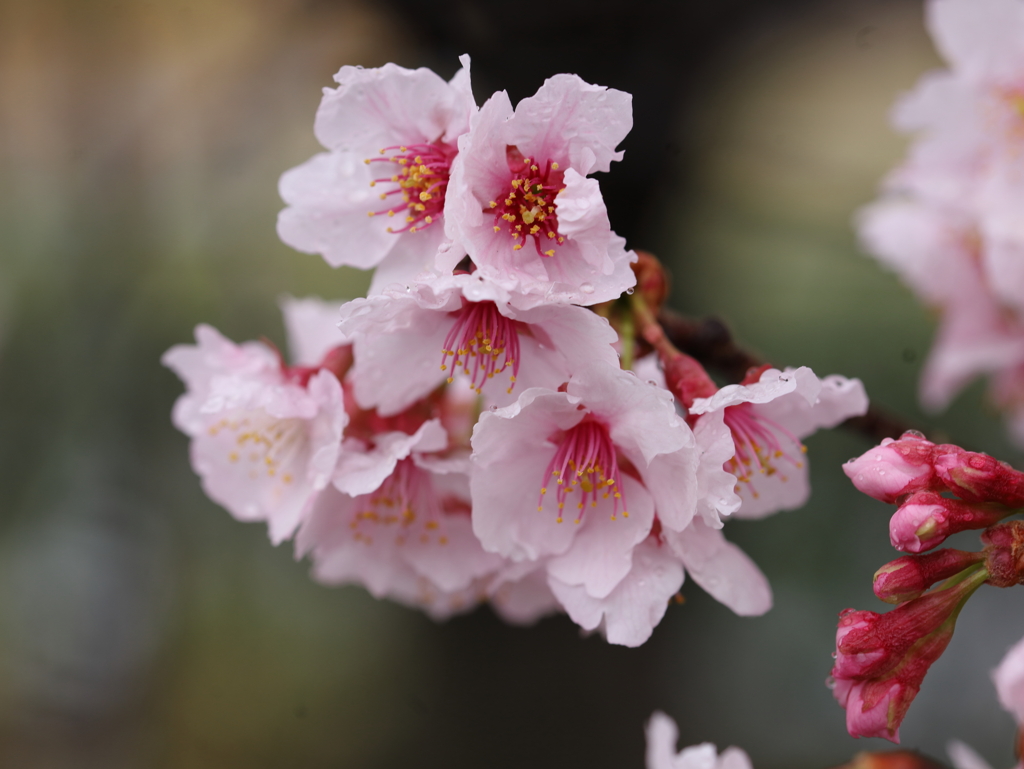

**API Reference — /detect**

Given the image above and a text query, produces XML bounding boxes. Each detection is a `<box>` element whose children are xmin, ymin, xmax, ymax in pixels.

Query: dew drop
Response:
<box><xmin>625</xmin><ymin>287</ymin><xmax>635</xmax><ymax>295</ymax></box>
<box><xmin>580</xmin><ymin>283</ymin><xmax>595</xmax><ymax>295</ymax></box>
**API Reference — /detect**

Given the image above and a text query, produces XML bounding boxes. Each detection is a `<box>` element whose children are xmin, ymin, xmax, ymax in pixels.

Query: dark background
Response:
<box><xmin>1</xmin><ymin>0</ymin><xmax>1022</xmax><ymax>767</ymax></box>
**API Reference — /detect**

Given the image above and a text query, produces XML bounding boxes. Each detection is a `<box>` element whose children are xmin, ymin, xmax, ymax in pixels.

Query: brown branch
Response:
<box><xmin>657</xmin><ymin>308</ymin><xmax>920</xmax><ymax>445</ymax></box>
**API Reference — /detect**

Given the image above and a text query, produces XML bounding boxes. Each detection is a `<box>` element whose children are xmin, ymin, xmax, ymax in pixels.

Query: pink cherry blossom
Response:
<box><xmin>296</xmin><ymin>418</ymin><xmax>504</xmax><ymax>617</ymax></box>
<box><xmin>162</xmin><ymin>315</ymin><xmax>348</xmax><ymax>544</ymax></box>
<box><xmin>995</xmin><ymin>633</ymin><xmax>1024</xmax><ymax>727</ymax></box>
<box><xmin>337</xmin><ymin>272</ymin><xmax>618</xmax><ymax>416</ymax></box>
<box><xmin>277</xmin><ymin>57</ymin><xmax>475</xmax><ymax>289</ymax></box>
<box><xmin>645</xmin><ymin>712</ymin><xmax>753</xmax><ymax>769</ymax></box>
<box><xmin>470</xmin><ymin>364</ymin><xmax>701</xmax><ymax>642</ymax></box>
<box><xmin>690</xmin><ymin>367</ymin><xmax>868</xmax><ymax>519</ymax></box>
<box><xmin>859</xmin><ymin>0</ymin><xmax>1024</xmax><ymax>445</ymax></box>
<box><xmin>858</xmin><ymin>198</ymin><xmax>1024</xmax><ymax>415</ymax></box>
<box><xmin>443</xmin><ymin>74</ymin><xmax>636</xmax><ymax>306</ymax></box>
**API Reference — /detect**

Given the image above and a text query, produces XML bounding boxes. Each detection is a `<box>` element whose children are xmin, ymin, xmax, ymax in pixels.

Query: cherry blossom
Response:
<box><xmin>859</xmin><ymin>0</ymin><xmax>1024</xmax><ymax>444</ymax></box>
<box><xmin>469</xmin><ymin>363</ymin><xmax>703</xmax><ymax>643</ymax></box>
<box><xmin>337</xmin><ymin>271</ymin><xmax>619</xmax><ymax>416</ymax></box>
<box><xmin>645</xmin><ymin>712</ymin><xmax>753</xmax><ymax>769</ymax></box>
<box><xmin>689</xmin><ymin>367</ymin><xmax>868</xmax><ymax>519</ymax></box>
<box><xmin>443</xmin><ymin>74</ymin><xmax>636</xmax><ymax>306</ymax></box>
<box><xmin>162</xmin><ymin>308</ymin><xmax>348</xmax><ymax>544</ymax></box>
<box><xmin>277</xmin><ymin>57</ymin><xmax>475</xmax><ymax>290</ymax></box>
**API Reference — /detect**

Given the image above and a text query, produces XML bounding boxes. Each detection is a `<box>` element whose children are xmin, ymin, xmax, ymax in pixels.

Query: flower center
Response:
<box><xmin>348</xmin><ymin>458</ymin><xmax>449</xmax><ymax>547</ymax></box>
<box><xmin>209</xmin><ymin>413</ymin><xmax>304</xmax><ymax>485</ymax></box>
<box><xmin>366</xmin><ymin>142</ymin><xmax>453</xmax><ymax>234</ymax></box>
<box><xmin>722</xmin><ymin>403</ymin><xmax>805</xmax><ymax>495</ymax></box>
<box><xmin>489</xmin><ymin>145</ymin><xmax>565</xmax><ymax>257</ymax></box>
<box><xmin>538</xmin><ymin>419</ymin><xmax>626</xmax><ymax>524</ymax></box>
<box><xmin>440</xmin><ymin>300</ymin><xmax>520</xmax><ymax>395</ymax></box>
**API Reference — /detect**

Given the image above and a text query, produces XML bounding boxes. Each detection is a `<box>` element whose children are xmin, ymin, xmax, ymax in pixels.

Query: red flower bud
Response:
<box><xmin>982</xmin><ymin>520</ymin><xmax>1024</xmax><ymax>588</ymax></box>
<box><xmin>873</xmin><ymin>550</ymin><xmax>985</xmax><ymax>604</ymax></box>
<box><xmin>932</xmin><ymin>446</ymin><xmax>1024</xmax><ymax>507</ymax></box>
<box><xmin>889</xmin><ymin>490</ymin><xmax>1009</xmax><ymax>553</ymax></box>
<box><xmin>630</xmin><ymin>250</ymin><xmax>670</xmax><ymax>313</ymax></box>
<box><xmin>661</xmin><ymin>350</ymin><xmax>717</xmax><ymax>412</ymax></box>
<box><xmin>830</xmin><ymin>566</ymin><xmax>988</xmax><ymax>742</ymax></box>
<box><xmin>833</xmin><ymin>751</ymin><xmax>949</xmax><ymax>769</ymax></box>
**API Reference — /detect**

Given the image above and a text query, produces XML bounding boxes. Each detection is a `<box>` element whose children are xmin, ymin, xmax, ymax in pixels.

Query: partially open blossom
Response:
<box><xmin>890</xmin><ymin>491</ymin><xmax>1009</xmax><ymax>552</ymax></box>
<box><xmin>690</xmin><ymin>366</ymin><xmax>868</xmax><ymax>519</ymax></box>
<box><xmin>278</xmin><ymin>57</ymin><xmax>475</xmax><ymax>289</ymax></box>
<box><xmin>831</xmin><ymin>566</ymin><xmax>988</xmax><ymax>742</ymax></box>
<box><xmin>645</xmin><ymin>711</ymin><xmax>753</xmax><ymax>769</ymax></box>
<box><xmin>337</xmin><ymin>272</ymin><xmax>618</xmax><ymax>416</ymax></box>
<box><xmin>444</xmin><ymin>74</ymin><xmax>636</xmax><ymax>306</ymax></box>
<box><xmin>162</xmin><ymin>303</ymin><xmax>349</xmax><ymax>544</ymax></box>
<box><xmin>844</xmin><ymin>432</ymin><xmax>938</xmax><ymax>504</ymax></box>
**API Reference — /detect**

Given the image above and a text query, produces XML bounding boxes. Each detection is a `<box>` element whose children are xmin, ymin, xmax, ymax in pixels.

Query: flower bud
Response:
<box><xmin>843</xmin><ymin>433</ymin><xmax>936</xmax><ymax>504</ymax></box>
<box><xmin>982</xmin><ymin>520</ymin><xmax>1024</xmax><ymax>588</ymax></box>
<box><xmin>661</xmin><ymin>350</ymin><xmax>717</xmax><ymax>412</ymax></box>
<box><xmin>830</xmin><ymin>566</ymin><xmax>988</xmax><ymax>741</ymax></box>
<box><xmin>890</xmin><ymin>490</ymin><xmax>1009</xmax><ymax>553</ymax></box>
<box><xmin>932</xmin><ymin>446</ymin><xmax>1024</xmax><ymax>507</ymax></box>
<box><xmin>834</xmin><ymin>751</ymin><xmax>948</xmax><ymax>769</ymax></box>
<box><xmin>630</xmin><ymin>250</ymin><xmax>670</xmax><ymax>313</ymax></box>
<box><xmin>873</xmin><ymin>550</ymin><xmax>985</xmax><ymax>604</ymax></box>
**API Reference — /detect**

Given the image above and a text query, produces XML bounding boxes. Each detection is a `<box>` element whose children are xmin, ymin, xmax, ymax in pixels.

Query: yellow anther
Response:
<box><xmin>494</xmin><ymin>226</ymin><xmax>501</xmax><ymax>232</ymax></box>
<box><xmin>489</xmin><ymin>200</ymin><xmax>498</xmax><ymax>208</ymax></box>
<box><xmin>556</xmin><ymin>517</ymin><xmax>563</xmax><ymax>523</ymax></box>
<box><xmin>368</xmin><ymin>211</ymin><xmax>376</xmax><ymax>217</ymax></box>
<box><xmin>530</xmin><ymin>165</ymin><xmax>538</xmax><ymax>171</ymax></box>
<box><xmin>425</xmin><ymin>216</ymin><xmax>433</xmax><ymax>224</ymax></box>
<box><xmin>551</xmin><ymin>162</ymin><xmax>559</xmax><ymax>170</ymax></box>
<box><xmin>623</xmin><ymin>511</ymin><xmax>630</xmax><ymax>518</ymax></box>
<box><xmin>543</xmin><ymin>250</ymin><xmax>555</xmax><ymax>256</ymax></box>
<box><xmin>513</xmin><ymin>244</ymin><xmax>523</xmax><ymax>250</ymax></box>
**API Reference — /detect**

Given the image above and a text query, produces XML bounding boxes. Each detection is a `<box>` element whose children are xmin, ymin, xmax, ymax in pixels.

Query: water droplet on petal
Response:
<box><xmin>625</xmin><ymin>287</ymin><xmax>634</xmax><ymax>295</ymax></box>
<box><xmin>580</xmin><ymin>283</ymin><xmax>595</xmax><ymax>295</ymax></box>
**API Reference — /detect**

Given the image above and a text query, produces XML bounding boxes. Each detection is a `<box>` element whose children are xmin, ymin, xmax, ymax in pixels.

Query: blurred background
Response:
<box><xmin>2</xmin><ymin>0</ymin><xmax>1022</xmax><ymax>766</ymax></box>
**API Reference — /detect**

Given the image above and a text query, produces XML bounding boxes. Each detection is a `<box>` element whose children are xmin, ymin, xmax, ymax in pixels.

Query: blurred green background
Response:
<box><xmin>1</xmin><ymin>0</ymin><xmax>1022</xmax><ymax>767</ymax></box>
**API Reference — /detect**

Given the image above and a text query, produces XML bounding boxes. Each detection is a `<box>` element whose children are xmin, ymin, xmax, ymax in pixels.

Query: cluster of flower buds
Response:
<box><xmin>164</xmin><ymin>57</ymin><xmax>867</xmax><ymax>646</ymax></box>
<box><xmin>831</xmin><ymin>431</ymin><xmax>1024</xmax><ymax>741</ymax></box>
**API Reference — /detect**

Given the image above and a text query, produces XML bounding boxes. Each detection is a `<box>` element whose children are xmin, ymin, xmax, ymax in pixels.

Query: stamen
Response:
<box><xmin>723</xmin><ymin>403</ymin><xmax>805</xmax><ymax>489</ymax></box>
<box><xmin>366</xmin><ymin>142</ymin><xmax>454</xmax><ymax>233</ymax></box>
<box><xmin>346</xmin><ymin>458</ymin><xmax>448</xmax><ymax>547</ymax></box>
<box><xmin>440</xmin><ymin>300</ymin><xmax>521</xmax><ymax>394</ymax></box>
<box><xmin>490</xmin><ymin>149</ymin><xmax>566</xmax><ymax>258</ymax></box>
<box><xmin>537</xmin><ymin>420</ymin><xmax>627</xmax><ymax>522</ymax></box>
